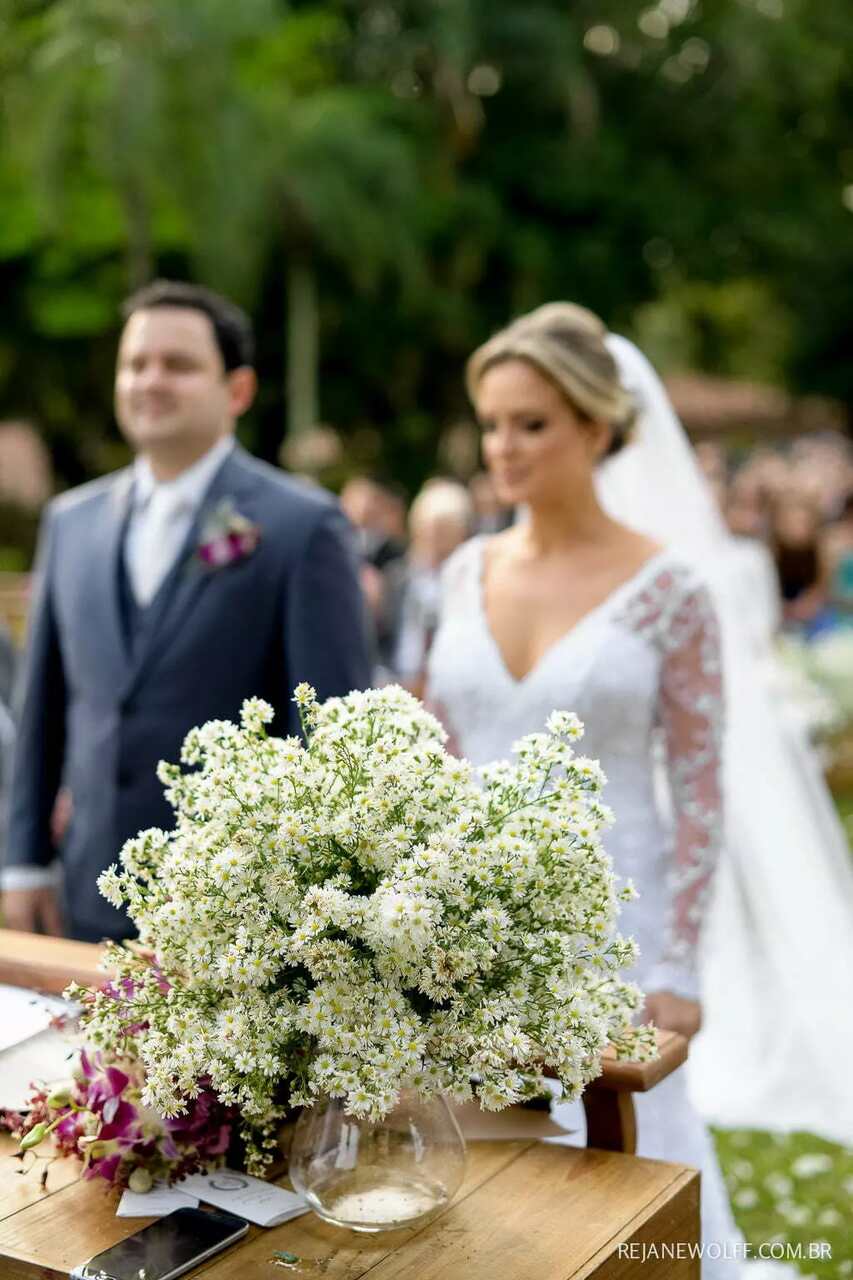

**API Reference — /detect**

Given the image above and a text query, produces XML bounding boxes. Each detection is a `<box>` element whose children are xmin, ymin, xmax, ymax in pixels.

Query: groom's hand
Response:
<box><xmin>642</xmin><ymin>991</ymin><xmax>701</xmax><ymax>1041</ymax></box>
<box><xmin>2</xmin><ymin>886</ymin><xmax>63</xmax><ymax>936</ymax></box>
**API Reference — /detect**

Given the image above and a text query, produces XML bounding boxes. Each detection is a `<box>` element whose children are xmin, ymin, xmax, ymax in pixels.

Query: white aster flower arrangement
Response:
<box><xmin>81</xmin><ymin>684</ymin><xmax>654</xmax><ymax>1172</ymax></box>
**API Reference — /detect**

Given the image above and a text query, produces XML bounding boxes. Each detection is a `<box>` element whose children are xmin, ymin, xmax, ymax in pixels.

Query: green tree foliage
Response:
<box><xmin>0</xmin><ymin>0</ymin><xmax>850</xmax><ymax>498</ymax></box>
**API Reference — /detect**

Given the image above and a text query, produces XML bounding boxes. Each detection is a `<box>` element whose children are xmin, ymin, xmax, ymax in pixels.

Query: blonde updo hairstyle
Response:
<box><xmin>466</xmin><ymin>302</ymin><xmax>636</xmax><ymax>460</ymax></box>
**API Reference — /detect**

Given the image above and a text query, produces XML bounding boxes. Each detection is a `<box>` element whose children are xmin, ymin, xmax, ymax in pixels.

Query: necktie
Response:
<box><xmin>129</xmin><ymin>487</ymin><xmax>190</xmax><ymax>607</ymax></box>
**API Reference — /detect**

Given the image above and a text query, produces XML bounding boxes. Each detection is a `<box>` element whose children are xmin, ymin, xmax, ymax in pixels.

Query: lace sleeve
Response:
<box><xmin>649</xmin><ymin>578</ymin><xmax>724</xmax><ymax>1000</ymax></box>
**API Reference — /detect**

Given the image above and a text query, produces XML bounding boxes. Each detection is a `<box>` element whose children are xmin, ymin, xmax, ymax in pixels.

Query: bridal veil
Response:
<box><xmin>598</xmin><ymin>334</ymin><xmax>853</xmax><ymax>1148</ymax></box>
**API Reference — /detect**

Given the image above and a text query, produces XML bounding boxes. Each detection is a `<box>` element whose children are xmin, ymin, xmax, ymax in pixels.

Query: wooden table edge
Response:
<box><xmin>0</xmin><ymin>930</ymin><xmax>106</xmax><ymax>994</ymax></box>
<box><xmin>572</xmin><ymin>1165</ymin><xmax>700</xmax><ymax>1280</ymax></box>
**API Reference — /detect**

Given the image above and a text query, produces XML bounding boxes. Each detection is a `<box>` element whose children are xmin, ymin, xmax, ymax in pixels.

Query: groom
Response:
<box><xmin>2</xmin><ymin>280</ymin><xmax>371</xmax><ymax>942</ymax></box>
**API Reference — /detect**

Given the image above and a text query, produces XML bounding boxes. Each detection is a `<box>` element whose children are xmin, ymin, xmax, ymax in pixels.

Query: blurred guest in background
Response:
<box><xmin>769</xmin><ymin>490</ymin><xmax>829</xmax><ymax>634</ymax></box>
<box><xmin>723</xmin><ymin>475</ymin><xmax>771</xmax><ymax>542</ymax></box>
<box><xmin>392</xmin><ymin>479</ymin><xmax>473</xmax><ymax>692</ymax></box>
<box><xmin>706</xmin><ymin>430</ymin><xmax>853</xmax><ymax>643</ymax></box>
<box><xmin>715</xmin><ymin>472</ymin><xmax>781</xmax><ymax>654</ymax></box>
<box><xmin>340</xmin><ymin>475</ymin><xmax>407</xmax><ymax>569</ymax></box>
<box><xmin>822</xmin><ymin>489</ymin><xmax>853</xmax><ymax>626</ymax></box>
<box><xmin>734</xmin><ymin>445</ymin><xmax>791</xmax><ymax>502</ymax></box>
<box><xmin>468</xmin><ymin>470</ymin><xmax>513</xmax><ymax>535</ymax></box>
<box><xmin>341</xmin><ymin>475</ymin><xmax>408</xmax><ymax>673</ymax></box>
<box><xmin>790</xmin><ymin>432</ymin><xmax>853</xmax><ymax>521</ymax></box>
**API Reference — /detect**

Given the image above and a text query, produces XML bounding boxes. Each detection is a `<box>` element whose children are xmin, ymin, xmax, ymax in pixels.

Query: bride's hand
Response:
<box><xmin>642</xmin><ymin>991</ymin><xmax>702</xmax><ymax>1041</ymax></box>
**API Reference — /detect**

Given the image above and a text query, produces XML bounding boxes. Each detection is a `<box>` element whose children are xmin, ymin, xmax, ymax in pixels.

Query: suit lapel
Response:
<box><xmin>123</xmin><ymin>447</ymin><xmax>257</xmax><ymax>696</ymax></box>
<box><xmin>90</xmin><ymin>470</ymin><xmax>134</xmax><ymax>690</ymax></box>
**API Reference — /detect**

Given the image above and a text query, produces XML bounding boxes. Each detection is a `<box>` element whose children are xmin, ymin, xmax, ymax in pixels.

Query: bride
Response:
<box><xmin>427</xmin><ymin>302</ymin><xmax>741</xmax><ymax>1261</ymax></box>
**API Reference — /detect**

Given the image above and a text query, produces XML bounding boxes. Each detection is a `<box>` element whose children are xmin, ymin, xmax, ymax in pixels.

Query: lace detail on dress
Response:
<box><xmin>427</xmin><ymin>542</ymin><xmax>725</xmax><ymax>1000</ymax></box>
<box><xmin>616</xmin><ymin>566</ymin><xmax>724</xmax><ymax>992</ymax></box>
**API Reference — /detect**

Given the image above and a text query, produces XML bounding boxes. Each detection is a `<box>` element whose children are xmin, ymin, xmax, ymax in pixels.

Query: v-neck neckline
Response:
<box><xmin>474</xmin><ymin>536</ymin><xmax>670</xmax><ymax>688</ymax></box>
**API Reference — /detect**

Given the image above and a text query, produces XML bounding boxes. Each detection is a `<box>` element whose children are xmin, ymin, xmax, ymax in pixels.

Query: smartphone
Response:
<box><xmin>69</xmin><ymin>1206</ymin><xmax>249</xmax><ymax>1280</ymax></box>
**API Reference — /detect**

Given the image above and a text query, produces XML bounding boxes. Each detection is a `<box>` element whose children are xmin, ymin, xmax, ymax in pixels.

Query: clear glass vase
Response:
<box><xmin>288</xmin><ymin>1090</ymin><xmax>466</xmax><ymax>1232</ymax></box>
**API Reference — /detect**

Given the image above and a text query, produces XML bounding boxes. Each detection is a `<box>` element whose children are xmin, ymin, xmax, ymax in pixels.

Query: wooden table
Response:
<box><xmin>0</xmin><ymin>929</ymin><xmax>106</xmax><ymax>995</ymax></box>
<box><xmin>0</xmin><ymin>1133</ymin><xmax>698</xmax><ymax>1279</ymax></box>
<box><xmin>0</xmin><ymin>930</ymin><xmax>700</xmax><ymax>1277</ymax></box>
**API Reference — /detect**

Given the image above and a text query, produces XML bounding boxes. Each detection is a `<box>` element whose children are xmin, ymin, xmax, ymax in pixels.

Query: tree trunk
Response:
<box><xmin>286</xmin><ymin>255</ymin><xmax>320</xmax><ymax>441</ymax></box>
<box><xmin>122</xmin><ymin>180</ymin><xmax>153</xmax><ymax>290</ymax></box>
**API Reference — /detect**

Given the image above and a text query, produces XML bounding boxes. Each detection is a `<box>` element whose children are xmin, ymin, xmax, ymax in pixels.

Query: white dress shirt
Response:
<box><xmin>125</xmin><ymin>435</ymin><xmax>235</xmax><ymax>606</ymax></box>
<box><xmin>1</xmin><ymin>436</ymin><xmax>235</xmax><ymax>893</ymax></box>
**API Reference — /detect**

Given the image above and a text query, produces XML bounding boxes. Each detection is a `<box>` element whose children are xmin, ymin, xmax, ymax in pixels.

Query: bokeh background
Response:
<box><xmin>0</xmin><ymin>0</ymin><xmax>852</xmax><ymax>1270</ymax></box>
<box><xmin>1</xmin><ymin>1</ymin><xmax>852</xmax><ymax>504</ymax></box>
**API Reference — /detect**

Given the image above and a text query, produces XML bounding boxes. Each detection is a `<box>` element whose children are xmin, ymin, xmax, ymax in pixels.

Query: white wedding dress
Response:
<box><xmin>427</xmin><ymin>535</ymin><xmax>742</xmax><ymax>1266</ymax></box>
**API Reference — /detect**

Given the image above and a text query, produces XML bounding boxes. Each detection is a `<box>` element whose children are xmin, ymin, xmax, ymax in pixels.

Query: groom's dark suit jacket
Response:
<box><xmin>5</xmin><ymin>444</ymin><xmax>371</xmax><ymax>940</ymax></box>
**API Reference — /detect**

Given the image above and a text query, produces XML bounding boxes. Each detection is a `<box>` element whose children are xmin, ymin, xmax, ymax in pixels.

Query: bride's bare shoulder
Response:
<box><xmin>479</xmin><ymin>525</ymin><xmax>524</xmax><ymax>565</ymax></box>
<box><xmin>612</xmin><ymin>526</ymin><xmax>666</xmax><ymax>567</ymax></box>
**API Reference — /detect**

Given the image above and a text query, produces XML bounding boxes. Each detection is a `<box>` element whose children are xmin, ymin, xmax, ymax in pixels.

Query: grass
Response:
<box><xmin>835</xmin><ymin>792</ymin><xmax>853</xmax><ymax>832</ymax></box>
<box><xmin>714</xmin><ymin>1129</ymin><xmax>853</xmax><ymax>1275</ymax></box>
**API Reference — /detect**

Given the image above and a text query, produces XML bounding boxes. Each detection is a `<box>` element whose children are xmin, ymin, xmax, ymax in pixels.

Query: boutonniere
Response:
<box><xmin>195</xmin><ymin>498</ymin><xmax>261</xmax><ymax>570</ymax></box>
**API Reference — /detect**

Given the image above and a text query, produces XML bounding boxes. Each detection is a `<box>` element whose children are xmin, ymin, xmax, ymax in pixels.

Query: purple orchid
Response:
<box><xmin>5</xmin><ymin>1045</ymin><xmax>237</xmax><ymax>1191</ymax></box>
<box><xmin>87</xmin><ymin>1066</ymin><xmax>129</xmax><ymax>1112</ymax></box>
<box><xmin>198</xmin><ymin>529</ymin><xmax>259</xmax><ymax>568</ymax></box>
<box><xmin>195</xmin><ymin>500</ymin><xmax>260</xmax><ymax>572</ymax></box>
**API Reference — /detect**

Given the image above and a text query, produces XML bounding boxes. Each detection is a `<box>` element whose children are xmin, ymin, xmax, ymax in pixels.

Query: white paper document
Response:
<box><xmin>116</xmin><ymin>1182</ymin><xmax>200</xmax><ymax>1218</ymax></box>
<box><xmin>0</xmin><ymin>1027</ymin><xmax>79</xmax><ymax>1111</ymax></box>
<box><xmin>178</xmin><ymin>1167</ymin><xmax>309</xmax><ymax>1227</ymax></box>
<box><xmin>0</xmin><ymin>984</ymin><xmax>68</xmax><ymax>1052</ymax></box>
<box><xmin>452</xmin><ymin>1080</ymin><xmax>580</xmax><ymax>1146</ymax></box>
